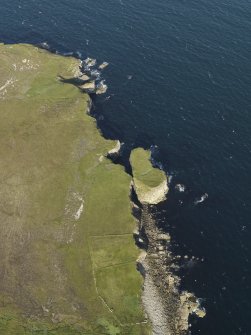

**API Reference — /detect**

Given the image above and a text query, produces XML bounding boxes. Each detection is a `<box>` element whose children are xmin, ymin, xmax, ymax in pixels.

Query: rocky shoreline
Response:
<box><xmin>129</xmin><ymin>157</ymin><xmax>206</xmax><ymax>334</ymax></box>
<box><xmin>134</xmin><ymin>203</ymin><xmax>205</xmax><ymax>334</ymax></box>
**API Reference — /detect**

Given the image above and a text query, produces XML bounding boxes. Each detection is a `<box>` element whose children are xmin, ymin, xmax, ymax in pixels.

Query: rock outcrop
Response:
<box><xmin>78</xmin><ymin>73</ymin><xmax>90</xmax><ymax>81</ymax></box>
<box><xmin>79</xmin><ymin>80</ymin><xmax>96</xmax><ymax>92</ymax></box>
<box><xmin>98</xmin><ymin>62</ymin><xmax>109</xmax><ymax>70</ymax></box>
<box><xmin>96</xmin><ymin>80</ymin><xmax>108</xmax><ymax>94</ymax></box>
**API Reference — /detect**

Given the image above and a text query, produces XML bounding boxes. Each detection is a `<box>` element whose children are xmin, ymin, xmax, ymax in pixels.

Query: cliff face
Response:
<box><xmin>0</xmin><ymin>44</ymin><xmax>150</xmax><ymax>335</ymax></box>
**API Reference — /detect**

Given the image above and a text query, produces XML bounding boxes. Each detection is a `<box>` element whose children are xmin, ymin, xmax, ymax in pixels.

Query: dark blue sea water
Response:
<box><xmin>0</xmin><ymin>1</ymin><xmax>250</xmax><ymax>334</ymax></box>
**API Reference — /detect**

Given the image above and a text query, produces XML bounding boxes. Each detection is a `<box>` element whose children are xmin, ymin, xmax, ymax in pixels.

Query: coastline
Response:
<box><xmin>0</xmin><ymin>43</ymin><xmax>205</xmax><ymax>335</ymax></box>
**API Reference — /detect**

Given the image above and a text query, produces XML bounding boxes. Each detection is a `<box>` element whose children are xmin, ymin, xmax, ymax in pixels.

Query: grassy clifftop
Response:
<box><xmin>0</xmin><ymin>44</ymin><xmax>150</xmax><ymax>335</ymax></box>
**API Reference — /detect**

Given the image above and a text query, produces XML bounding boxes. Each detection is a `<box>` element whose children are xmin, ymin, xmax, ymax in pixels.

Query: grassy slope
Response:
<box><xmin>0</xmin><ymin>44</ymin><xmax>150</xmax><ymax>335</ymax></box>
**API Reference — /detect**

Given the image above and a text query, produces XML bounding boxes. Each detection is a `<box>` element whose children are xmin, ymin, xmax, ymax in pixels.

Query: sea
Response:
<box><xmin>0</xmin><ymin>0</ymin><xmax>250</xmax><ymax>334</ymax></box>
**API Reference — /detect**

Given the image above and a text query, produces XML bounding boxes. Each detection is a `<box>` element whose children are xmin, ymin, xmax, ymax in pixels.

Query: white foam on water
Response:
<box><xmin>194</xmin><ymin>193</ymin><xmax>208</xmax><ymax>205</ymax></box>
<box><xmin>175</xmin><ymin>184</ymin><xmax>185</xmax><ymax>192</ymax></box>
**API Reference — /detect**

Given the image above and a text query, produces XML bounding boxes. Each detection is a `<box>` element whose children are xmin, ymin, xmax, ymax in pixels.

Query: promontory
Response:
<box><xmin>0</xmin><ymin>43</ymin><xmax>205</xmax><ymax>335</ymax></box>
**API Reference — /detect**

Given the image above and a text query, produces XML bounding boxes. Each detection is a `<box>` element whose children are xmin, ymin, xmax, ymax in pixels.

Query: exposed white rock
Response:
<box><xmin>98</xmin><ymin>62</ymin><xmax>109</xmax><ymax>70</ymax></box>
<box><xmin>74</xmin><ymin>202</ymin><xmax>84</xmax><ymax>221</ymax></box>
<box><xmin>107</xmin><ymin>140</ymin><xmax>121</xmax><ymax>158</ymax></box>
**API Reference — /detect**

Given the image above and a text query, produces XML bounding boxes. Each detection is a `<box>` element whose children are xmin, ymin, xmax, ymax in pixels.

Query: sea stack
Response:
<box><xmin>130</xmin><ymin>147</ymin><xmax>168</xmax><ymax>205</ymax></box>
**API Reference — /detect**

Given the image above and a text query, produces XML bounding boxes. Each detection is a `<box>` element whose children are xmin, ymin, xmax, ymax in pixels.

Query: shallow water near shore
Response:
<box><xmin>1</xmin><ymin>0</ymin><xmax>251</xmax><ymax>334</ymax></box>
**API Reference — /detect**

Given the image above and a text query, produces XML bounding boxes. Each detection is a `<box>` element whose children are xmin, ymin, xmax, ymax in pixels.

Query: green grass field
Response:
<box><xmin>0</xmin><ymin>44</ymin><xmax>151</xmax><ymax>335</ymax></box>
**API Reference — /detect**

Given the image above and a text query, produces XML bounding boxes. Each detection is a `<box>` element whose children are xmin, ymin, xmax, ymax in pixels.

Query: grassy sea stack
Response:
<box><xmin>130</xmin><ymin>148</ymin><xmax>168</xmax><ymax>205</ymax></box>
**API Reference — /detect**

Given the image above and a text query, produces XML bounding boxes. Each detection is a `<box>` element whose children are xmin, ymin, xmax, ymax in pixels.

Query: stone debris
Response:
<box><xmin>132</xmin><ymin>201</ymin><xmax>206</xmax><ymax>335</ymax></box>
<box><xmin>157</xmin><ymin>245</ymin><xmax>165</xmax><ymax>252</ymax></box>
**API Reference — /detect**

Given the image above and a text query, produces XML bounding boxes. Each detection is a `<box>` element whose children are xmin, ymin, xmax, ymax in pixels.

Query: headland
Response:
<box><xmin>0</xmin><ymin>43</ymin><xmax>205</xmax><ymax>335</ymax></box>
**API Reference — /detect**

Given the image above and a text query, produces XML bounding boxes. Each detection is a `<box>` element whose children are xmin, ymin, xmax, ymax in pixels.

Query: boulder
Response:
<box><xmin>96</xmin><ymin>81</ymin><xmax>108</xmax><ymax>95</ymax></box>
<box><xmin>98</xmin><ymin>62</ymin><xmax>109</xmax><ymax>70</ymax></box>
<box><xmin>194</xmin><ymin>307</ymin><xmax>206</xmax><ymax>318</ymax></box>
<box><xmin>79</xmin><ymin>73</ymin><xmax>90</xmax><ymax>81</ymax></box>
<box><xmin>84</xmin><ymin>57</ymin><xmax>96</xmax><ymax>67</ymax></box>
<box><xmin>157</xmin><ymin>233</ymin><xmax>170</xmax><ymax>242</ymax></box>
<box><xmin>80</xmin><ymin>81</ymin><xmax>95</xmax><ymax>92</ymax></box>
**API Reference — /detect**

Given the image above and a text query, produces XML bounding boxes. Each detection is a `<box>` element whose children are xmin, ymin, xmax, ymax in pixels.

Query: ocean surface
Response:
<box><xmin>0</xmin><ymin>0</ymin><xmax>250</xmax><ymax>334</ymax></box>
